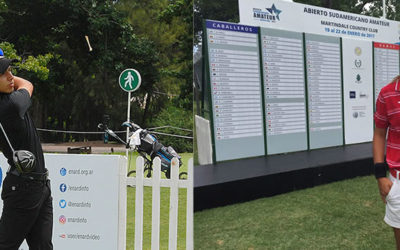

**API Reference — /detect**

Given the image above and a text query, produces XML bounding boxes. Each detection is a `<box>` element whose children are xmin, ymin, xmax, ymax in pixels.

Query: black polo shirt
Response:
<box><xmin>0</xmin><ymin>89</ymin><xmax>45</xmax><ymax>173</ymax></box>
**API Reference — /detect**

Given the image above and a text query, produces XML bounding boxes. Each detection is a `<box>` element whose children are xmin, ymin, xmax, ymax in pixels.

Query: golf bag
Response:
<box><xmin>135</xmin><ymin>129</ymin><xmax>182</xmax><ymax>173</ymax></box>
<box><xmin>98</xmin><ymin>121</ymin><xmax>183</xmax><ymax>178</ymax></box>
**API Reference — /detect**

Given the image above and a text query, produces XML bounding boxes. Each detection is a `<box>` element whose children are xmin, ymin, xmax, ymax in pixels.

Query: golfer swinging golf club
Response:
<box><xmin>0</xmin><ymin>48</ymin><xmax>52</xmax><ymax>249</ymax></box>
<box><xmin>374</xmin><ymin>75</ymin><xmax>400</xmax><ymax>249</ymax></box>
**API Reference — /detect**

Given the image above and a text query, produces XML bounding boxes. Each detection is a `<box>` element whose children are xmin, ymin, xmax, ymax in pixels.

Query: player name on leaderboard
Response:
<box><xmin>260</xmin><ymin>28</ymin><xmax>307</xmax><ymax>154</ymax></box>
<box><xmin>305</xmin><ymin>34</ymin><xmax>343</xmax><ymax>149</ymax></box>
<box><xmin>207</xmin><ymin>22</ymin><xmax>263</xmax><ymax>140</ymax></box>
<box><xmin>374</xmin><ymin>42</ymin><xmax>400</xmax><ymax>102</ymax></box>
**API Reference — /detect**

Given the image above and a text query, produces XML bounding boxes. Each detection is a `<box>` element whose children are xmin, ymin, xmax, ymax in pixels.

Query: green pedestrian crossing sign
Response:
<box><xmin>119</xmin><ymin>69</ymin><xmax>141</xmax><ymax>92</ymax></box>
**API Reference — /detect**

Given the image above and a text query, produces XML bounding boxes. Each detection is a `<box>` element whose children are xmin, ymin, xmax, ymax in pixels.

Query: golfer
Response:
<box><xmin>0</xmin><ymin>49</ymin><xmax>52</xmax><ymax>249</ymax></box>
<box><xmin>374</xmin><ymin>75</ymin><xmax>400</xmax><ymax>249</ymax></box>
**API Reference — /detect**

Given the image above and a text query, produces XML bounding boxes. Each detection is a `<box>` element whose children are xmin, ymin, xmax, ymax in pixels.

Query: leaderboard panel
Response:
<box><xmin>374</xmin><ymin>42</ymin><xmax>400</xmax><ymax>103</ymax></box>
<box><xmin>205</xmin><ymin>20</ymin><xmax>265</xmax><ymax>162</ymax></box>
<box><xmin>260</xmin><ymin>28</ymin><xmax>307</xmax><ymax>155</ymax></box>
<box><xmin>305</xmin><ymin>34</ymin><xmax>343</xmax><ymax>149</ymax></box>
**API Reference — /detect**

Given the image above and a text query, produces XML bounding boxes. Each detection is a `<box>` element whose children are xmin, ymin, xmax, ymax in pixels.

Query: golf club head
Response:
<box><xmin>121</xmin><ymin>121</ymin><xmax>141</xmax><ymax>131</ymax></box>
<box><xmin>121</xmin><ymin>121</ymin><xmax>133</xmax><ymax>128</ymax></box>
<box><xmin>13</xmin><ymin>150</ymin><xmax>36</xmax><ymax>173</ymax></box>
<box><xmin>98</xmin><ymin>123</ymin><xmax>105</xmax><ymax>130</ymax></box>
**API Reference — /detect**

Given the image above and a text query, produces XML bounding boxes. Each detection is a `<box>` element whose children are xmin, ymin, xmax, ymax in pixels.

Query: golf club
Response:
<box><xmin>0</xmin><ymin>122</ymin><xmax>36</xmax><ymax>173</ymax></box>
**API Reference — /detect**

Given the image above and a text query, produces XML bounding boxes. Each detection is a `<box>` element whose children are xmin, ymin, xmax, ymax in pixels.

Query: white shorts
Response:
<box><xmin>385</xmin><ymin>171</ymin><xmax>400</xmax><ymax>228</ymax></box>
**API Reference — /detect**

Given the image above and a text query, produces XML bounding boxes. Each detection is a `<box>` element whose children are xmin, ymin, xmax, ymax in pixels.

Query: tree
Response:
<box><xmin>0</xmin><ymin>0</ymin><xmax>161</xmax><ymax>142</ymax></box>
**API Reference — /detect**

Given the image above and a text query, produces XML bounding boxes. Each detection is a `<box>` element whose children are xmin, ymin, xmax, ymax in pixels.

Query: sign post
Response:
<box><xmin>119</xmin><ymin>69</ymin><xmax>142</xmax><ymax>162</ymax></box>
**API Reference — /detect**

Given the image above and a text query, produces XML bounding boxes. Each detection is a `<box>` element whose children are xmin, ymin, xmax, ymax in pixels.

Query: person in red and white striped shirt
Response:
<box><xmin>374</xmin><ymin>75</ymin><xmax>400</xmax><ymax>248</ymax></box>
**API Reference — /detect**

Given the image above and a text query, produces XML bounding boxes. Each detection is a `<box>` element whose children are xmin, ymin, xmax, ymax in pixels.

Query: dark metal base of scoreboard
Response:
<box><xmin>194</xmin><ymin>142</ymin><xmax>373</xmax><ymax>211</ymax></box>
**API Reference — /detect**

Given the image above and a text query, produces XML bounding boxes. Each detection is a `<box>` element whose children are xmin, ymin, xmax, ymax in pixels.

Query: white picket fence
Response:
<box><xmin>119</xmin><ymin>156</ymin><xmax>193</xmax><ymax>250</ymax></box>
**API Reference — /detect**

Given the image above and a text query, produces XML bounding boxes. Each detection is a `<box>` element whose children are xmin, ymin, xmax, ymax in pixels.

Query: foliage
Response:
<box><xmin>0</xmin><ymin>0</ymin><xmax>192</xmax><ymax>144</ymax></box>
<box><xmin>0</xmin><ymin>42</ymin><xmax>53</xmax><ymax>80</ymax></box>
<box><xmin>194</xmin><ymin>0</ymin><xmax>239</xmax><ymax>45</ymax></box>
<box><xmin>151</xmin><ymin>103</ymin><xmax>193</xmax><ymax>153</ymax></box>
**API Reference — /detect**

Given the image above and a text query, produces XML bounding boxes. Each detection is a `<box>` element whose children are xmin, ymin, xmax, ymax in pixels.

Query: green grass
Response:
<box><xmin>126</xmin><ymin>152</ymin><xmax>192</xmax><ymax>250</ymax></box>
<box><xmin>194</xmin><ymin>175</ymin><xmax>395</xmax><ymax>249</ymax></box>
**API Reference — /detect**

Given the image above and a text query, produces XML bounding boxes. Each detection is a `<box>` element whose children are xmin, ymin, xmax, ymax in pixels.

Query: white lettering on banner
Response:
<box><xmin>212</xmin><ymin>23</ymin><xmax>253</xmax><ymax>32</ymax></box>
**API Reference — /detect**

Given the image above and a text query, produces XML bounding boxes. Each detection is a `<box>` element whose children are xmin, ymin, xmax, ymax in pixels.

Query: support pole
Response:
<box><xmin>126</xmin><ymin>91</ymin><xmax>131</xmax><ymax>166</ymax></box>
<box><xmin>382</xmin><ymin>0</ymin><xmax>386</xmax><ymax>19</ymax></box>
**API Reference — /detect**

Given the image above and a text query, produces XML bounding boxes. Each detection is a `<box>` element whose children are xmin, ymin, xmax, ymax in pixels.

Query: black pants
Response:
<box><xmin>0</xmin><ymin>174</ymin><xmax>53</xmax><ymax>250</ymax></box>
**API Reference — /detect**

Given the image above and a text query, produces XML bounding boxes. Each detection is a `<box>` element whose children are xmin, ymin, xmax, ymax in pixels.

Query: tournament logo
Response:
<box><xmin>253</xmin><ymin>4</ymin><xmax>282</xmax><ymax>22</ymax></box>
<box><xmin>59</xmin><ymin>215</ymin><xmax>66</xmax><ymax>224</ymax></box>
<box><xmin>59</xmin><ymin>199</ymin><xmax>67</xmax><ymax>208</ymax></box>
<box><xmin>353</xmin><ymin>112</ymin><xmax>359</xmax><ymax>118</ymax></box>
<box><xmin>354</xmin><ymin>59</ymin><xmax>362</xmax><ymax>68</ymax></box>
<box><xmin>59</xmin><ymin>183</ymin><xmax>67</xmax><ymax>193</ymax></box>
<box><xmin>60</xmin><ymin>168</ymin><xmax>67</xmax><ymax>176</ymax></box>
<box><xmin>354</xmin><ymin>47</ymin><xmax>362</xmax><ymax>56</ymax></box>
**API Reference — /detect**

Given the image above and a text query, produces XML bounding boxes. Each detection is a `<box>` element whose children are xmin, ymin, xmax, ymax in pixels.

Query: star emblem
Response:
<box><xmin>266</xmin><ymin>4</ymin><xmax>282</xmax><ymax>20</ymax></box>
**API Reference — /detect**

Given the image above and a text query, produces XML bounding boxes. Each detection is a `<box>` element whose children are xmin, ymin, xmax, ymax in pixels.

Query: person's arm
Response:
<box><xmin>373</xmin><ymin>126</ymin><xmax>392</xmax><ymax>203</ymax></box>
<box><xmin>13</xmin><ymin>76</ymin><xmax>33</xmax><ymax>97</ymax></box>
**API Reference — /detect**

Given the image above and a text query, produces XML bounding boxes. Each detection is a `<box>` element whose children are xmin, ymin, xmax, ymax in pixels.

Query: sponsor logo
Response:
<box><xmin>353</xmin><ymin>112</ymin><xmax>359</xmax><ymax>118</ymax></box>
<box><xmin>354</xmin><ymin>47</ymin><xmax>362</xmax><ymax>56</ymax></box>
<box><xmin>59</xmin><ymin>234</ymin><xmax>66</xmax><ymax>239</ymax></box>
<box><xmin>59</xmin><ymin>183</ymin><xmax>67</xmax><ymax>192</ymax></box>
<box><xmin>356</xmin><ymin>74</ymin><xmax>362</xmax><ymax>84</ymax></box>
<box><xmin>354</xmin><ymin>59</ymin><xmax>362</xmax><ymax>68</ymax></box>
<box><xmin>360</xmin><ymin>92</ymin><xmax>368</xmax><ymax>98</ymax></box>
<box><xmin>59</xmin><ymin>215</ymin><xmax>66</xmax><ymax>224</ymax></box>
<box><xmin>59</xmin><ymin>199</ymin><xmax>67</xmax><ymax>208</ymax></box>
<box><xmin>350</xmin><ymin>91</ymin><xmax>356</xmax><ymax>99</ymax></box>
<box><xmin>253</xmin><ymin>4</ymin><xmax>282</xmax><ymax>22</ymax></box>
<box><xmin>60</xmin><ymin>168</ymin><xmax>67</xmax><ymax>176</ymax></box>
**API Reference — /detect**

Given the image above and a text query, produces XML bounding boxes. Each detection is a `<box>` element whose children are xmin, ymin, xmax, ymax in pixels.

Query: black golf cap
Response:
<box><xmin>0</xmin><ymin>48</ymin><xmax>17</xmax><ymax>74</ymax></box>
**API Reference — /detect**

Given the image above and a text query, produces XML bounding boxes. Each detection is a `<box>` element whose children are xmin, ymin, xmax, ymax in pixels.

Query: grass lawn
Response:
<box><xmin>194</xmin><ymin>175</ymin><xmax>395</xmax><ymax>249</ymax></box>
<box><xmin>125</xmin><ymin>152</ymin><xmax>192</xmax><ymax>250</ymax></box>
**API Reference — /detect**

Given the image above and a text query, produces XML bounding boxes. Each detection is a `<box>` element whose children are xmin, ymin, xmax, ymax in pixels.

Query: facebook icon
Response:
<box><xmin>59</xmin><ymin>183</ymin><xmax>67</xmax><ymax>193</ymax></box>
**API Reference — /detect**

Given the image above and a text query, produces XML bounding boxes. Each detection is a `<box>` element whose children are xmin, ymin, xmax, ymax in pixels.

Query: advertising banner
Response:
<box><xmin>260</xmin><ymin>27</ymin><xmax>308</xmax><ymax>154</ymax></box>
<box><xmin>239</xmin><ymin>0</ymin><xmax>400</xmax><ymax>43</ymax></box>
<box><xmin>0</xmin><ymin>154</ymin><xmax>125</xmax><ymax>250</ymax></box>
<box><xmin>205</xmin><ymin>20</ymin><xmax>265</xmax><ymax>162</ymax></box>
<box><xmin>342</xmin><ymin>38</ymin><xmax>373</xmax><ymax>144</ymax></box>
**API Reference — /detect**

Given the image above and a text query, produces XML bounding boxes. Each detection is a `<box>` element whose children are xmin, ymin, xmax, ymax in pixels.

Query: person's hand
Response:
<box><xmin>378</xmin><ymin>177</ymin><xmax>393</xmax><ymax>203</ymax></box>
